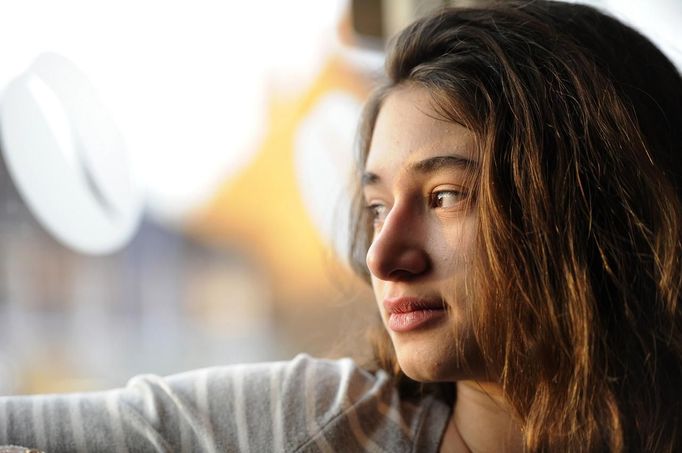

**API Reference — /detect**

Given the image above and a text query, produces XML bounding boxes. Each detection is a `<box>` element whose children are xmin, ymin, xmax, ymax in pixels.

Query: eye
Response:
<box><xmin>429</xmin><ymin>190</ymin><xmax>468</xmax><ymax>209</ymax></box>
<box><xmin>366</xmin><ymin>203</ymin><xmax>388</xmax><ymax>224</ymax></box>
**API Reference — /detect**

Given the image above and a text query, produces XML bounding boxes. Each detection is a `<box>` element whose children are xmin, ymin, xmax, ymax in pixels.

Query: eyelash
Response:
<box><xmin>365</xmin><ymin>189</ymin><xmax>469</xmax><ymax>223</ymax></box>
<box><xmin>428</xmin><ymin>190</ymin><xmax>468</xmax><ymax>209</ymax></box>
<box><xmin>365</xmin><ymin>203</ymin><xmax>388</xmax><ymax>223</ymax></box>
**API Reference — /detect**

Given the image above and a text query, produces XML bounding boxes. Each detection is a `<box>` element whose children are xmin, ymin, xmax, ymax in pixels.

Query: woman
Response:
<box><xmin>353</xmin><ymin>0</ymin><xmax>682</xmax><ymax>451</ymax></box>
<box><xmin>2</xmin><ymin>1</ymin><xmax>681</xmax><ymax>452</ymax></box>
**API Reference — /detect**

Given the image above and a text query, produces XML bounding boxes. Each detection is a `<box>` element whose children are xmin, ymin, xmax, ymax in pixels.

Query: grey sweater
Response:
<box><xmin>0</xmin><ymin>354</ymin><xmax>451</xmax><ymax>452</ymax></box>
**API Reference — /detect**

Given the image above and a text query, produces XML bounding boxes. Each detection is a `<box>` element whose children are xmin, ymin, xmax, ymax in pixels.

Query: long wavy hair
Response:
<box><xmin>349</xmin><ymin>1</ymin><xmax>682</xmax><ymax>451</ymax></box>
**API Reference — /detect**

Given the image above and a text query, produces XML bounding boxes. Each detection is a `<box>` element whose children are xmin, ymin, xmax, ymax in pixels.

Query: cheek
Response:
<box><xmin>370</xmin><ymin>274</ymin><xmax>379</xmax><ymax>292</ymax></box>
<box><xmin>370</xmin><ymin>275</ymin><xmax>384</xmax><ymax>300</ymax></box>
<box><xmin>429</xmin><ymin>219</ymin><xmax>477</xmax><ymax>274</ymax></box>
<box><xmin>370</xmin><ymin>276</ymin><xmax>389</xmax><ymax>323</ymax></box>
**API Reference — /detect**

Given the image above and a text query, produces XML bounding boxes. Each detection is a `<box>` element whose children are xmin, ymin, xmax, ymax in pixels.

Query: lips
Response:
<box><xmin>383</xmin><ymin>296</ymin><xmax>447</xmax><ymax>332</ymax></box>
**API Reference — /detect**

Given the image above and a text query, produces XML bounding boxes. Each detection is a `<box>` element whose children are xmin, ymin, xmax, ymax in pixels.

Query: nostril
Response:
<box><xmin>387</xmin><ymin>268</ymin><xmax>425</xmax><ymax>281</ymax></box>
<box><xmin>391</xmin><ymin>248</ymin><xmax>430</xmax><ymax>276</ymax></box>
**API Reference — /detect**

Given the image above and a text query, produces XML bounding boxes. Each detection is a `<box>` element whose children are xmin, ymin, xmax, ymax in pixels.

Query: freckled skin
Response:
<box><xmin>364</xmin><ymin>86</ymin><xmax>487</xmax><ymax>382</ymax></box>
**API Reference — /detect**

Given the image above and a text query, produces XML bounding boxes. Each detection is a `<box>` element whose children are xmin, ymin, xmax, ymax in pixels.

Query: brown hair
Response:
<box><xmin>350</xmin><ymin>1</ymin><xmax>682</xmax><ymax>451</ymax></box>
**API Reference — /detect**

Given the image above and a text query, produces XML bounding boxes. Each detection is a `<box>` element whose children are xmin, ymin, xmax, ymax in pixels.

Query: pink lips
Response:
<box><xmin>383</xmin><ymin>297</ymin><xmax>447</xmax><ymax>332</ymax></box>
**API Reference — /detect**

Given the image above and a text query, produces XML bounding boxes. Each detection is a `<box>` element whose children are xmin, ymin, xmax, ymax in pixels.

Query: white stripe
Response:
<box><xmin>31</xmin><ymin>397</ymin><xmax>46</xmax><ymax>449</ymax></box>
<box><xmin>304</xmin><ymin>362</ymin><xmax>335</xmax><ymax>453</ymax></box>
<box><xmin>233</xmin><ymin>366</ymin><xmax>251</xmax><ymax>453</ymax></box>
<box><xmin>193</xmin><ymin>369</ymin><xmax>219</xmax><ymax>453</ymax></box>
<box><xmin>69</xmin><ymin>397</ymin><xmax>88</xmax><ymax>453</ymax></box>
<box><xmin>106</xmin><ymin>392</ymin><xmax>129</xmax><ymax>453</ymax></box>
<box><xmin>179</xmin><ymin>392</ymin><xmax>193</xmax><ymax>453</ymax></box>
<box><xmin>331</xmin><ymin>359</ymin><xmax>354</xmax><ymax>410</ymax></box>
<box><xmin>269</xmin><ymin>363</ymin><xmax>284</xmax><ymax>452</ymax></box>
<box><xmin>0</xmin><ymin>399</ymin><xmax>7</xmax><ymax>443</ymax></box>
<box><xmin>136</xmin><ymin>382</ymin><xmax>160</xmax><ymax>423</ymax></box>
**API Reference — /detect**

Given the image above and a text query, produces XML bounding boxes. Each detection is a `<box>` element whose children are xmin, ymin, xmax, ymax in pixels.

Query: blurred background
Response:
<box><xmin>0</xmin><ymin>0</ymin><xmax>679</xmax><ymax>395</ymax></box>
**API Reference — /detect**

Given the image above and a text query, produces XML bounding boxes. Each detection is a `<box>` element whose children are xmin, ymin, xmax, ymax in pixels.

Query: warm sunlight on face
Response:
<box><xmin>364</xmin><ymin>85</ymin><xmax>484</xmax><ymax>382</ymax></box>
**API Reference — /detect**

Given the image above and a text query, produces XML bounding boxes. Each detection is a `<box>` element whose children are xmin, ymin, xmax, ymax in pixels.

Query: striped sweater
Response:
<box><xmin>0</xmin><ymin>354</ymin><xmax>451</xmax><ymax>452</ymax></box>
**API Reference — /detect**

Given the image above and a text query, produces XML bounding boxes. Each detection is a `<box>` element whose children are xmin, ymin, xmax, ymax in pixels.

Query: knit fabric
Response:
<box><xmin>0</xmin><ymin>354</ymin><xmax>451</xmax><ymax>452</ymax></box>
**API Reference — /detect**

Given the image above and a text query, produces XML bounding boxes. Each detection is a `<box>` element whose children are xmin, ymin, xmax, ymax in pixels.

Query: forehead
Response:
<box><xmin>365</xmin><ymin>85</ymin><xmax>476</xmax><ymax>173</ymax></box>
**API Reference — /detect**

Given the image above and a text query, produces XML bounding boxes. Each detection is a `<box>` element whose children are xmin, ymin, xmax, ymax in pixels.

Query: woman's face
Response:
<box><xmin>364</xmin><ymin>85</ymin><xmax>483</xmax><ymax>382</ymax></box>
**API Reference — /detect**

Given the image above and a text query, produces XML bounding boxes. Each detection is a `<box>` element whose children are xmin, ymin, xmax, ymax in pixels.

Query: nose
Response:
<box><xmin>365</xmin><ymin>203</ymin><xmax>430</xmax><ymax>281</ymax></box>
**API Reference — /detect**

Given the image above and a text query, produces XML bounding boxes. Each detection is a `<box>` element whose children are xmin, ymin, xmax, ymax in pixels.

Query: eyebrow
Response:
<box><xmin>362</xmin><ymin>154</ymin><xmax>477</xmax><ymax>187</ymax></box>
<box><xmin>410</xmin><ymin>155</ymin><xmax>477</xmax><ymax>174</ymax></box>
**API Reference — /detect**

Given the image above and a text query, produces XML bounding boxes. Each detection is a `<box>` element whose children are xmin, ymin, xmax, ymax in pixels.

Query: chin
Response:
<box><xmin>391</xmin><ymin>329</ymin><xmax>488</xmax><ymax>383</ymax></box>
<box><xmin>392</xmin><ymin>334</ymin><xmax>460</xmax><ymax>382</ymax></box>
<box><xmin>399</xmin><ymin>358</ymin><xmax>456</xmax><ymax>383</ymax></box>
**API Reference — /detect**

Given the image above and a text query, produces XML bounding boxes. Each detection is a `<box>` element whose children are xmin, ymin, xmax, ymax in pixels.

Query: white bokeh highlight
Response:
<box><xmin>1</xmin><ymin>53</ymin><xmax>141</xmax><ymax>254</ymax></box>
<box><xmin>294</xmin><ymin>91</ymin><xmax>363</xmax><ymax>262</ymax></box>
<box><xmin>0</xmin><ymin>0</ymin><xmax>348</xmax><ymax>222</ymax></box>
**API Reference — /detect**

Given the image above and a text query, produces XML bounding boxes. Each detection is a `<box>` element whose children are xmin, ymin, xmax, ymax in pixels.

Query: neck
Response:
<box><xmin>445</xmin><ymin>381</ymin><xmax>523</xmax><ymax>453</ymax></box>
